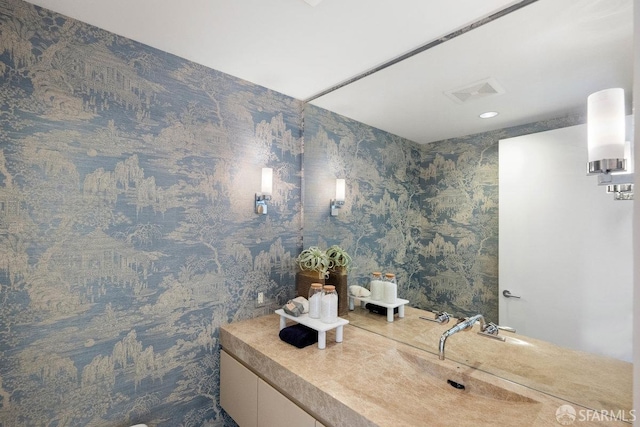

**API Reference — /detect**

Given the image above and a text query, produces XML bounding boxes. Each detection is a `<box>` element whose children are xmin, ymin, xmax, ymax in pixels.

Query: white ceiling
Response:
<box><xmin>23</xmin><ymin>0</ymin><xmax>633</xmax><ymax>144</ymax></box>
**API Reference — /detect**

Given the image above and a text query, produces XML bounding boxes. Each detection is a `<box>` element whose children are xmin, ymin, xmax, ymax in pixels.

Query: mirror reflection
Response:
<box><xmin>302</xmin><ymin>0</ymin><xmax>633</xmax><ymax>414</ymax></box>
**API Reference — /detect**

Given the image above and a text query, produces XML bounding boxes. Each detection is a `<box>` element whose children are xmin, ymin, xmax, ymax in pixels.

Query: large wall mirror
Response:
<box><xmin>302</xmin><ymin>0</ymin><xmax>633</xmax><ymax>414</ymax></box>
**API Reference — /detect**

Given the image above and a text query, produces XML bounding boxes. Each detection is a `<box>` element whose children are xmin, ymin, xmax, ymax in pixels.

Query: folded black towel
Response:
<box><xmin>279</xmin><ymin>324</ymin><xmax>318</xmax><ymax>349</ymax></box>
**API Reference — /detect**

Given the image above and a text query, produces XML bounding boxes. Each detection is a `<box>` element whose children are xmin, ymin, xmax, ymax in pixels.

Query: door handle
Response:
<box><xmin>502</xmin><ymin>290</ymin><xmax>521</xmax><ymax>299</ymax></box>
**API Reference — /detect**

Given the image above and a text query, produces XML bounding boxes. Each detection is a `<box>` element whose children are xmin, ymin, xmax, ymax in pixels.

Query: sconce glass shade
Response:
<box><xmin>586</xmin><ymin>89</ymin><xmax>634</xmax><ymax>200</ymax></box>
<box><xmin>587</xmin><ymin>88</ymin><xmax>625</xmax><ymax>164</ymax></box>
<box><xmin>261</xmin><ymin>168</ymin><xmax>273</xmax><ymax>196</ymax></box>
<box><xmin>335</xmin><ymin>179</ymin><xmax>346</xmax><ymax>202</ymax></box>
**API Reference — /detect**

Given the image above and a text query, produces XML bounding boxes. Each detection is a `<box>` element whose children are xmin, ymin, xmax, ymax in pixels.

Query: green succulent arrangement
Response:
<box><xmin>296</xmin><ymin>246</ymin><xmax>331</xmax><ymax>277</ymax></box>
<box><xmin>296</xmin><ymin>245</ymin><xmax>352</xmax><ymax>278</ymax></box>
<box><xmin>326</xmin><ymin>245</ymin><xmax>352</xmax><ymax>271</ymax></box>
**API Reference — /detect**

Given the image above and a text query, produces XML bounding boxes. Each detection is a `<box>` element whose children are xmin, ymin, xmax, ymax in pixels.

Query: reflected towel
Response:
<box><xmin>279</xmin><ymin>324</ymin><xmax>318</xmax><ymax>349</ymax></box>
<box><xmin>365</xmin><ymin>303</ymin><xmax>398</xmax><ymax>316</ymax></box>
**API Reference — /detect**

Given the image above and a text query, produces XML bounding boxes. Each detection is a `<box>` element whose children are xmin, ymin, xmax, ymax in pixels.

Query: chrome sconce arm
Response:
<box><xmin>255</xmin><ymin>193</ymin><xmax>271</xmax><ymax>215</ymax></box>
<box><xmin>596</xmin><ymin>172</ymin><xmax>635</xmax><ymax>200</ymax></box>
<box><xmin>330</xmin><ymin>199</ymin><xmax>344</xmax><ymax>216</ymax></box>
<box><xmin>330</xmin><ymin>178</ymin><xmax>346</xmax><ymax>216</ymax></box>
<box><xmin>256</xmin><ymin>168</ymin><xmax>273</xmax><ymax>215</ymax></box>
<box><xmin>587</xmin><ymin>160</ymin><xmax>635</xmax><ymax>201</ymax></box>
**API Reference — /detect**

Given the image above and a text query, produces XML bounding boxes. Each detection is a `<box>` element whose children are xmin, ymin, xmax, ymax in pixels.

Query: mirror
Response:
<box><xmin>498</xmin><ymin>120</ymin><xmax>633</xmax><ymax>362</ymax></box>
<box><xmin>301</xmin><ymin>0</ymin><xmax>633</xmax><ymax>415</ymax></box>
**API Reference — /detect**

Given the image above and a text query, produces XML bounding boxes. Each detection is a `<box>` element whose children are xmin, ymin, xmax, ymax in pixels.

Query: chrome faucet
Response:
<box><xmin>438</xmin><ymin>314</ymin><xmax>511</xmax><ymax>360</ymax></box>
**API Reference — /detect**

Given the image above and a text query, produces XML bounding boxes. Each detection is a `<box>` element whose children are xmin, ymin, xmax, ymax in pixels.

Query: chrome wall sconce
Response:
<box><xmin>586</xmin><ymin>88</ymin><xmax>634</xmax><ymax>200</ymax></box>
<box><xmin>255</xmin><ymin>168</ymin><xmax>272</xmax><ymax>214</ymax></box>
<box><xmin>330</xmin><ymin>178</ymin><xmax>345</xmax><ymax>216</ymax></box>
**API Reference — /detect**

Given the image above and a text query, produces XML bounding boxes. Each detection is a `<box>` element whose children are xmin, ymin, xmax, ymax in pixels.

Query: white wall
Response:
<box><xmin>499</xmin><ymin>120</ymin><xmax>633</xmax><ymax>362</ymax></box>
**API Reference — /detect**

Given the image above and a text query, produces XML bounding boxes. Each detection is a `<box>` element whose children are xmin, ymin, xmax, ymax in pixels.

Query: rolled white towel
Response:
<box><xmin>349</xmin><ymin>285</ymin><xmax>371</xmax><ymax>298</ymax></box>
<box><xmin>291</xmin><ymin>296</ymin><xmax>309</xmax><ymax>313</ymax></box>
<box><xmin>283</xmin><ymin>296</ymin><xmax>309</xmax><ymax>316</ymax></box>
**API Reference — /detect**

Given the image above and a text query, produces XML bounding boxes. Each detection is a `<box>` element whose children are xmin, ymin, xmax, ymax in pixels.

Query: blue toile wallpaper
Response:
<box><xmin>303</xmin><ymin>104</ymin><xmax>583</xmax><ymax>322</ymax></box>
<box><xmin>0</xmin><ymin>0</ymin><xmax>302</xmax><ymax>425</ymax></box>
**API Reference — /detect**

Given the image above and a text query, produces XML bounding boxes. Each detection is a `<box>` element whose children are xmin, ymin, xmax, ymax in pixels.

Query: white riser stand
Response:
<box><xmin>276</xmin><ymin>309</ymin><xmax>349</xmax><ymax>349</ymax></box>
<box><xmin>348</xmin><ymin>296</ymin><xmax>409</xmax><ymax>322</ymax></box>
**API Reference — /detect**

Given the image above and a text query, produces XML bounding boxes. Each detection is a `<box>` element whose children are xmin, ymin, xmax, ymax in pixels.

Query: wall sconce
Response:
<box><xmin>587</xmin><ymin>88</ymin><xmax>634</xmax><ymax>200</ymax></box>
<box><xmin>255</xmin><ymin>168</ymin><xmax>272</xmax><ymax>214</ymax></box>
<box><xmin>330</xmin><ymin>178</ymin><xmax>345</xmax><ymax>216</ymax></box>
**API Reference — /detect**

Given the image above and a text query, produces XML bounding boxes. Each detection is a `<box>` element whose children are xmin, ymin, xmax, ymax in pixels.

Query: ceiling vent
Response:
<box><xmin>444</xmin><ymin>77</ymin><xmax>505</xmax><ymax>104</ymax></box>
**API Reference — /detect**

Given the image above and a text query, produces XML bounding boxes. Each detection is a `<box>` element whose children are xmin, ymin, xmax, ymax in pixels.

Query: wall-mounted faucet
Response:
<box><xmin>438</xmin><ymin>314</ymin><xmax>514</xmax><ymax>360</ymax></box>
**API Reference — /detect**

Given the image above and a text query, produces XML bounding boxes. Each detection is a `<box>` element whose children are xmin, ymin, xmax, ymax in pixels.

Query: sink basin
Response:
<box><xmin>394</xmin><ymin>348</ymin><xmax>539</xmax><ymax>403</ymax></box>
<box><xmin>331</xmin><ymin>346</ymin><xmax>545</xmax><ymax>427</ymax></box>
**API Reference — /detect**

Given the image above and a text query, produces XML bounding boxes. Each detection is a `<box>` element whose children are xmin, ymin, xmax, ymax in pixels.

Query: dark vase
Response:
<box><xmin>296</xmin><ymin>270</ymin><xmax>325</xmax><ymax>300</ymax></box>
<box><xmin>326</xmin><ymin>267</ymin><xmax>348</xmax><ymax>317</ymax></box>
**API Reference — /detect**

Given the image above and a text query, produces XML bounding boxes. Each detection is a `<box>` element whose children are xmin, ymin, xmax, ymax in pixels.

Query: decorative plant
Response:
<box><xmin>296</xmin><ymin>246</ymin><xmax>332</xmax><ymax>278</ymax></box>
<box><xmin>326</xmin><ymin>245</ymin><xmax>352</xmax><ymax>272</ymax></box>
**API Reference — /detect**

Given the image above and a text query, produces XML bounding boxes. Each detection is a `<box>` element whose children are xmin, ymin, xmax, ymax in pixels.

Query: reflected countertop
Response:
<box><xmin>220</xmin><ymin>309</ymin><xmax>631</xmax><ymax>427</ymax></box>
<box><xmin>347</xmin><ymin>305</ymin><xmax>632</xmax><ymax>413</ymax></box>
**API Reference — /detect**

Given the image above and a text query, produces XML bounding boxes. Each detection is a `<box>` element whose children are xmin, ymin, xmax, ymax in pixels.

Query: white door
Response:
<box><xmin>498</xmin><ymin>121</ymin><xmax>632</xmax><ymax>361</ymax></box>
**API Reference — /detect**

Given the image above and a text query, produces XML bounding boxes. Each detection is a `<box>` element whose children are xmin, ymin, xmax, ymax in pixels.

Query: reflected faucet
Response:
<box><xmin>420</xmin><ymin>311</ymin><xmax>451</xmax><ymax>325</ymax></box>
<box><xmin>438</xmin><ymin>314</ymin><xmax>508</xmax><ymax>360</ymax></box>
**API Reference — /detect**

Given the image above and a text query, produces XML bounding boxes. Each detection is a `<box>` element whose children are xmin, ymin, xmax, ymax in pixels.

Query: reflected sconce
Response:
<box><xmin>330</xmin><ymin>178</ymin><xmax>345</xmax><ymax>216</ymax></box>
<box><xmin>587</xmin><ymin>88</ymin><xmax>634</xmax><ymax>200</ymax></box>
<box><xmin>255</xmin><ymin>168</ymin><xmax>272</xmax><ymax>214</ymax></box>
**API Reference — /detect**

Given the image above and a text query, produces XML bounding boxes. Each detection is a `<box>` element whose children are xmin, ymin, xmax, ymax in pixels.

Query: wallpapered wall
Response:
<box><xmin>303</xmin><ymin>104</ymin><xmax>583</xmax><ymax>321</ymax></box>
<box><xmin>0</xmin><ymin>0</ymin><xmax>302</xmax><ymax>425</ymax></box>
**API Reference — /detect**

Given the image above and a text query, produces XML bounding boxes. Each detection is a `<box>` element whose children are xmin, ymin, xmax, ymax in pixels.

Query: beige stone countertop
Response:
<box><xmin>220</xmin><ymin>312</ymin><xmax>630</xmax><ymax>427</ymax></box>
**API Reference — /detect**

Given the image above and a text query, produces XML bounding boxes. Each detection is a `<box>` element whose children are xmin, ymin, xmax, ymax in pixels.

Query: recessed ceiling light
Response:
<box><xmin>479</xmin><ymin>111</ymin><xmax>499</xmax><ymax>119</ymax></box>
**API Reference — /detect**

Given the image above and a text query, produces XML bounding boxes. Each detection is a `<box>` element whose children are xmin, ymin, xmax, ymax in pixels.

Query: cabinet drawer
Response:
<box><xmin>220</xmin><ymin>350</ymin><xmax>258</xmax><ymax>427</ymax></box>
<box><xmin>257</xmin><ymin>378</ymin><xmax>315</xmax><ymax>427</ymax></box>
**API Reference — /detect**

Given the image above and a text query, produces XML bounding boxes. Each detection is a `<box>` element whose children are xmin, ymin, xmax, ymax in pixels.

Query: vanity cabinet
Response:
<box><xmin>220</xmin><ymin>350</ymin><xmax>323</xmax><ymax>427</ymax></box>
